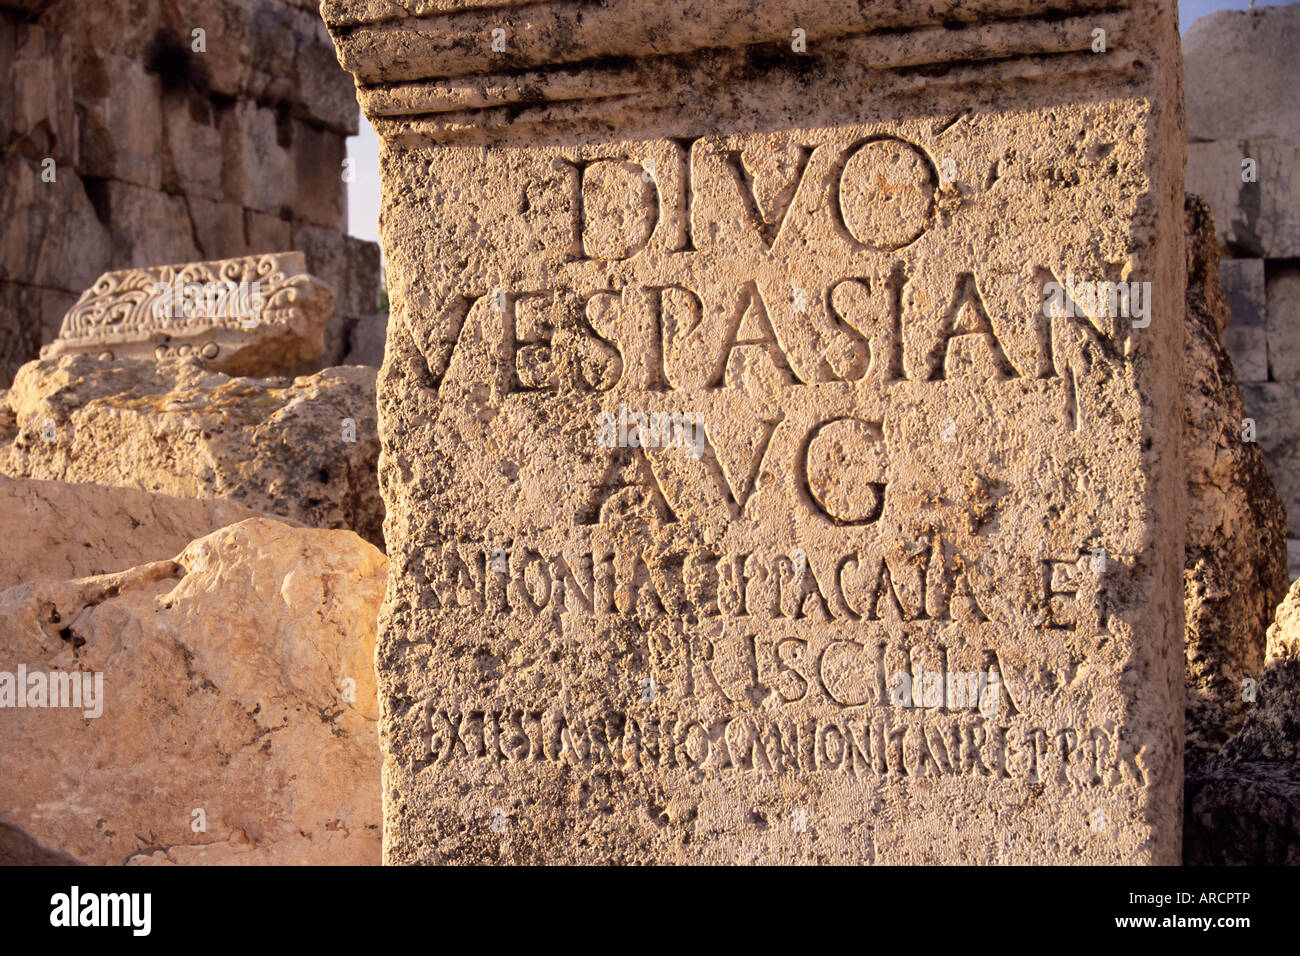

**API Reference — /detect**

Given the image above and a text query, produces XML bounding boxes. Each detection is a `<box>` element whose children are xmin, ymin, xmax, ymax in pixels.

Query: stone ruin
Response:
<box><xmin>1182</xmin><ymin>194</ymin><xmax>1288</xmax><ymax>778</ymax></box>
<box><xmin>0</xmin><ymin>0</ymin><xmax>1296</xmax><ymax>868</ymax></box>
<box><xmin>1179</xmin><ymin>4</ymin><xmax>1300</xmax><ymax>862</ymax></box>
<box><xmin>1185</xmin><ymin>4</ymin><xmax>1300</xmax><ymax>577</ymax></box>
<box><xmin>325</xmin><ymin>0</ymin><xmax>1187</xmax><ymax>864</ymax></box>
<box><xmin>0</xmin><ymin>0</ymin><xmax>385</xmax><ymax>385</ymax></box>
<box><xmin>0</xmin><ymin>0</ymin><xmax>391</xmax><ymax>864</ymax></box>
<box><xmin>0</xmin><ymin>250</ymin><xmax>386</xmax><ymax>862</ymax></box>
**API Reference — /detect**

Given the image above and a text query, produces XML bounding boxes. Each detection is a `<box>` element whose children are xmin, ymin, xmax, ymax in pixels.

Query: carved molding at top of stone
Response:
<box><xmin>323</xmin><ymin>0</ymin><xmax>1154</xmax><ymax>144</ymax></box>
<box><xmin>41</xmin><ymin>253</ymin><xmax>333</xmax><ymax>377</ymax></box>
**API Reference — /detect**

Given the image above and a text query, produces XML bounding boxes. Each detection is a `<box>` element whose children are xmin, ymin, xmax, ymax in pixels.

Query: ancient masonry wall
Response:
<box><xmin>0</xmin><ymin>0</ymin><xmax>383</xmax><ymax>385</ymax></box>
<box><xmin>1184</xmin><ymin>4</ymin><xmax>1300</xmax><ymax>577</ymax></box>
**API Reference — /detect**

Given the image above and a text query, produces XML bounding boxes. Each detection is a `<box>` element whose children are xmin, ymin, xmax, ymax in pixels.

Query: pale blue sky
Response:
<box><xmin>344</xmin><ymin>0</ymin><xmax>1291</xmax><ymax>244</ymax></box>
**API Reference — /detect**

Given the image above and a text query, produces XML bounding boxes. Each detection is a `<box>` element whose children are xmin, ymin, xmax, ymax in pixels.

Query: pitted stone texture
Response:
<box><xmin>1185</xmin><ymin>576</ymin><xmax>1300</xmax><ymax>864</ymax></box>
<box><xmin>0</xmin><ymin>518</ymin><xmax>384</xmax><ymax>866</ymax></box>
<box><xmin>19</xmin><ymin>0</ymin><xmax>360</xmax><ymax>136</ymax></box>
<box><xmin>40</xmin><ymin>253</ymin><xmax>332</xmax><ymax>377</ymax></box>
<box><xmin>0</xmin><ymin>475</ymin><xmax>274</xmax><ymax>591</ymax></box>
<box><xmin>1182</xmin><ymin>195</ymin><xmax>1288</xmax><ymax>775</ymax></box>
<box><xmin>0</xmin><ymin>355</ymin><xmax>382</xmax><ymax>547</ymax></box>
<box><xmin>330</xmin><ymin>0</ymin><xmax>1186</xmax><ymax>864</ymax></box>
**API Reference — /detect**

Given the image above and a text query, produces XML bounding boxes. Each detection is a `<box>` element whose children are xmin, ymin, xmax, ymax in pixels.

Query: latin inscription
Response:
<box><xmin>424</xmin><ymin>706</ymin><xmax>1148</xmax><ymax>791</ymax></box>
<box><xmin>340</xmin><ymin>0</ymin><xmax>1186</xmax><ymax>863</ymax></box>
<box><xmin>401</xmin><ymin>128</ymin><xmax>1140</xmax><ymax>796</ymax></box>
<box><xmin>417</xmin><ymin>538</ymin><xmax>1101</xmax><ymax>633</ymax></box>
<box><xmin>411</xmin><ymin>136</ymin><xmax>1115</xmax><ymax>400</ymax></box>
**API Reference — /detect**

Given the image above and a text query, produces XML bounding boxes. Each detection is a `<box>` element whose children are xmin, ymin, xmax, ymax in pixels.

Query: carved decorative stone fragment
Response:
<box><xmin>40</xmin><ymin>252</ymin><xmax>332</xmax><ymax>376</ymax></box>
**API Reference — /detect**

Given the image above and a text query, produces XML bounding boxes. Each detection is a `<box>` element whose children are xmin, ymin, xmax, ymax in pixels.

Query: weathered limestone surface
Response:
<box><xmin>0</xmin><ymin>0</ymin><xmax>383</xmax><ymax>384</ymax></box>
<box><xmin>1181</xmin><ymin>195</ymin><xmax>1288</xmax><ymax>774</ymax></box>
<box><xmin>0</xmin><ymin>518</ymin><xmax>385</xmax><ymax>866</ymax></box>
<box><xmin>1239</xmin><ymin>259</ymin><xmax>1300</xmax><ymax>580</ymax></box>
<box><xmin>328</xmin><ymin>1</ymin><xmax>1187</xmax><ymax>863</ymax></box>
<box><xmin>1185</xmin><ymin>577</ymin><xmax>1300</xmax><ymax>865</ymax></box>
<box><xmin>40</xmin><ymin>253</ymin><xmax>332</xmax><ymax>377</ymax></box>
<box><xmin>344</xmin><ymin>311</ymin><xmax>389</xmax><ymax>368</ymax></box>
<box><xmin>1241</xmin><ymin>379</ymin><xmax>1300</xmax><ymax>572</ymax></box>
<box><xmin>1184</xmin><ymin>4</ymin><xmax>1300</xmax><ymax>260</ymax></box>
<box><xmin>1184</xmin><ymin>3</ymin><xmax>1300</xmax><ymax>146</ymax></box>
<box><xmin>292</xmin><ymin>228</ymin><xmax>386</xmax><ymax>372</ymax></box>
<box><xmin>1184</xmin><ymin>5</ymin><xmax>1300</xmax><ymax>580</ymax></box>
<box><xmin>1185</xmin><ymin>114</ymin><xmax>1299</xmax><ymax>263</ymax></box>
<box><xmin>0</xmin><ymin>354</ymin><xmax>382</xmax><ymax>547</ymax></box>
<box><xmin>18</xmin><ymin>0</ymin><xmax>360</xmax><ymax>136</ymax></box>
<box><xmin>0</xmin><ymin>475</ymin><xmax>273</xmax><ymax>591</ymax></box>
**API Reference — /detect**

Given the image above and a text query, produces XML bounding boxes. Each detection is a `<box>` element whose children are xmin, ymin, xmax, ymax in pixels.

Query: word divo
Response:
<box><xmin>595</xmin><ymin>405</ymin><xmax>705</xmax><ymax>458</ymax></box>
<box><xmin>150</xmin><ymin>277</ymin><xmax>263</xmax><ymax>320</ymax></box>
<box><xmin>0</xmin><ymin>666</ymin><xmax>103</xmax><ymax>718</ymax></box>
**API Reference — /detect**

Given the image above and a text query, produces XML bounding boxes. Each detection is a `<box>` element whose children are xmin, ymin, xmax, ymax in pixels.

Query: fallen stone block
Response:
<box><xmin>1</xmin><ymin>354</ymin><xmax>382</xmax><ymax>547</ymax></box>
<box><xmin>0</xmin><ymin>517</ymin><xmax>385</xmax><ymax>866</ymax></box>
<box><xmin>0</xmin><ymin>475</ymin><xmax>275</xmax><ymax>591</ymax></box>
